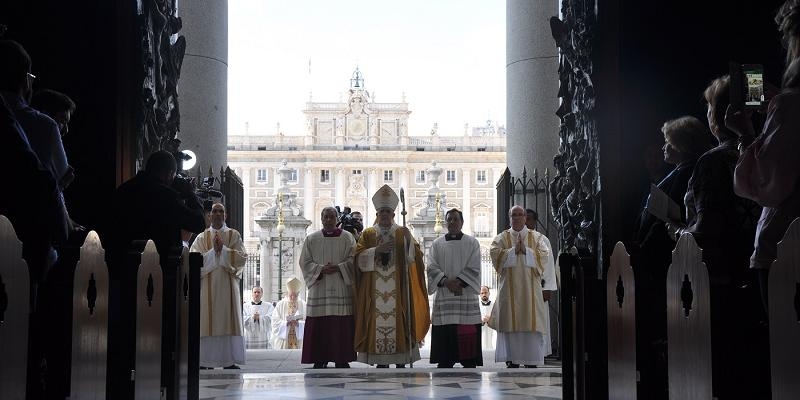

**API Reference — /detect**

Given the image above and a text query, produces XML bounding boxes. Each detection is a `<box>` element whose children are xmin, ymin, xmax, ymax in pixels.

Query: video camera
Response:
<box><xmin>173</xmin><ymin>173</ymin><xmax>223</xmax><ymax>211</ymax></box>
<box><xmin>195</xmin><ymin>176</ymin><xmax>223</xmax><ymax>211</ymax></box>
<box><xmin>335</xmin><ymin>206</ymin><xmax>363</xmax><ymax>236</ymax></box>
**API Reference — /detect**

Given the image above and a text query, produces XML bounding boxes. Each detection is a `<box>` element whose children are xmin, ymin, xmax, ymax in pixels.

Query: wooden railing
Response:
<box><xmin>601</xmin><ymin>219</ymin><xmax>800</xmax><ymax>399</ymax></box>
<box><xmin>0</xmin><ymin>215</ymin><xmax>201</xmax><ymax>400</ymax></box>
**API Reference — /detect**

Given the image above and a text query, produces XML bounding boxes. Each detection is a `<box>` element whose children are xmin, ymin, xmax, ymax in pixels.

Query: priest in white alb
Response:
<box><xmin>299</xmin><ymin>206</ymin><xmax>357</xmax><ymax>368</ymax></box>
<box><xmin>426</xmin><ymin>208</ymin><xmax>483</xmax><ymax>368</ymax></box>
<box><xmin>489</xmin><ymin>205</ymin><xmax>555</xmax><ymax>368</ymax></box>
<box><xmin>190</xmin><ymin>202</ymin><xmax>247</xmax><ymax>369</ymax></box>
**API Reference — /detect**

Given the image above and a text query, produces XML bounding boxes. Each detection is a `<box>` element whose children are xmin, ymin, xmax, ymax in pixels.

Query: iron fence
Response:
<box><xmin>241</xmin><ymin>249</ymin><xmax>261</xmax><ymax>302</ymax></box>
<box><xmin>496</xmin><ymin>166</ymin><xmax>553</xmax><ymax>244</ymax></box>
<box><xmin>496</xmin><ymin>165</ymin><xmax>560</xmax><ymax>359</ymax></box>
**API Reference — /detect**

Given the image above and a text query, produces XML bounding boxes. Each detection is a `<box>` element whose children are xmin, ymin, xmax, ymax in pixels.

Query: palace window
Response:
<box><xmin>384</xmin><ymin>170</ymin><xmax>394</xmax><ymax>183</ymax></box>
<box><xmin>416</xmin><ymin>170</ymin><xmax>426</xmax><ymax>184</ymax></box>
<box><xmin>320</xmin><ymin>169</ymin><xmax>330</xmax><ymax>183</ymax></box>
<box><xmin>446</xmin><ymin>170</ymin><xmax>456</xmax><ymax>183</ymax></box>
<box><xmin>289</xmin><ymin>169</ymin><xmax>298</xmax><ymax>182</ymax></box>
<box><xmin>256</xmin><ymin>168</ymin><xmax>267</xmax><ymax>183</ymax></box>
<box><xmin>473</xmin><ymin>209</ymin><xmax>491</xmax><ymax>238</ymax></box>
<box><xmin>352</xmin><ymin>169</ymin><xmax>362</xmax><ymax>175</ymax></box>
<box><xmin>476</xmin><ymin>170</ymin><xmax>487</xmax><ymax>184</ymax></box>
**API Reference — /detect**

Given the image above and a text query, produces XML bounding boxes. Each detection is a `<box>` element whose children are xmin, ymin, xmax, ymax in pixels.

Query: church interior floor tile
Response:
<box><xmin>199</xmin><ymin>370</ymin><xmax>563</xmax><ymax>399</ymax></box>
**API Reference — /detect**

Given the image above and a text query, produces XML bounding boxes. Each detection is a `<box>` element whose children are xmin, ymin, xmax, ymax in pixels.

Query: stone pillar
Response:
<box><xmin>399</xmin><ymin>168</ymin><xmax>409</xmax><ymax>195</ymax></box>
<box><xmin>335</xmin><ymin>167</ymin><xmax>346</xmax><ymax>208</ymax></box>
<box><xmin>367</xmin><ymin>168</ymin><xmax>378</xmax><ymax>227</ymax></box>
<box><xmin>462</xmin><ymin>167</ymin><xmax>471</xmax><ymax>234</ymax></box>
<box><xmin>177</xmin><ymin>0</ymin><xmax>228</xmax><ymax>172</ymax></box>
<box><xmin>304</xmin><ymin>169</ymin><xmax>314</xmax><ymax>225</ymax></box>
<box><xmin>259</xmin><ymin>237</ymin><xmax>272</xmax><ymax>298</ymax></box>
<box><xmin>506</xmin><ymin>0</ymin><xmax>559</xmax><ymax>176</ymax></box>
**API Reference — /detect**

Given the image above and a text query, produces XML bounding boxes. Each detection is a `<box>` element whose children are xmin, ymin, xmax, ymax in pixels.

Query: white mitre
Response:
<box><xmin>372</xmin><ymin>184</ymin><xmax>399</xmax><ymax>211</ymax></box>
<box><xmin>286</xmin><ymin>277</ymin><xmax>302</xmax><ymax>293</ymax></box>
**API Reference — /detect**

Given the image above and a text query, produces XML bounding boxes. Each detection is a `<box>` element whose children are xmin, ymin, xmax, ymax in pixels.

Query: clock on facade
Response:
<box><xmin>348</xmin><ymin>118</ymin><xmax>366</xmax><ymax>137</ymax></box>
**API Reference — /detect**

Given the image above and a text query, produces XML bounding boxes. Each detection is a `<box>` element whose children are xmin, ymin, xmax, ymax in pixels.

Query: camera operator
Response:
<box><xmin>104</xmin><ymin>150</ymin><xmax>206</xmax><ymax>398</ymax></box>
<box><xmin>107</xmin><ymin>150</ymin><xmax>205</xmax><ymax>264</ymax></box>
<box><xmin>336</xmin><ymin>206</ymin><xmax>364</xmax><ymax>241</ymax></box>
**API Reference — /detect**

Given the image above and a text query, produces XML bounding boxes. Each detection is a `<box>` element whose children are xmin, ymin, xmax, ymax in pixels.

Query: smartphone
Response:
<box><xmin>730</xmin><ymin>62</ymin><xmax>765</xmax><ymax>109</ymax></box>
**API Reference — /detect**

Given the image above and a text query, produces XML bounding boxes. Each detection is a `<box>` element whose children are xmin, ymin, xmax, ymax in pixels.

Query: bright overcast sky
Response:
<box><xmin>228</xmin><ymin>0</ymin><xmax>506</xmax><ymax>137</ymax></box>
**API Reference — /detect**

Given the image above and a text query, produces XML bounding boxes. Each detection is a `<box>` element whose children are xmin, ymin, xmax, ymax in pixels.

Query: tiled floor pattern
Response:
<box><xmin>199</xmin><ymin>349</ymin><xmax>563</xmax><ymax>399</ymax></box>
<box><xmin>199</xmin><ymin>370</ymin><xmax>562</xmax><ymax>399</ymax></box>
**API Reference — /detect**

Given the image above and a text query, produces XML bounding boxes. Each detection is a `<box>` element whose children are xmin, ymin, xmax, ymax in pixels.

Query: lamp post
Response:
<box><xmin>276</xmin><ymin>192</ymin><xmax>286</xmax><ymax>300</ymax></box>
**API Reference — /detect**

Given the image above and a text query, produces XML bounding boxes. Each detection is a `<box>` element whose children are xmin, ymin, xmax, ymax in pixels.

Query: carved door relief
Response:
<box><xmin>549</xmin><ymin>2</ymin><xmax>600</xmax><ymax>263</ymax></box>
<box><xmin>137</xmin><ymin>0</ymin><xmax>186</xmax><ymax>170</ymax></box>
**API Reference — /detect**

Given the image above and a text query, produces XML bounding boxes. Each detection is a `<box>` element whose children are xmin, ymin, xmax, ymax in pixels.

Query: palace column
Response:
<box><xmin>304</xmin><ymin>169</ymin><xmax>314</xmax><ymax>224</ymax></box>
<box><xmin>461</xmin><ymin>167</ymin><xmax>472</xmax><ymax>234</ymax></box>
<box><xmin>399</xmin><ymin>167</ymin><xmax>409</xmax><ymax>197</ymax></box>
<box><xmin>366</xmin><ymin>168</ymin><xmax>378</xmax><ymax>227</ymax></box>
<box><xmin>335</xmin><ymin>167</ymin><xmax>346</xmax><ymax>209</ymax></box>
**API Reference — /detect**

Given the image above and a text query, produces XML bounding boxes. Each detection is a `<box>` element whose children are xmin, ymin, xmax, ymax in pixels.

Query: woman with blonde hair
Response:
<box><xmin>632</xmin><ymin>115</ymin><xmax>711</xmax><ymax>400</ymax></box>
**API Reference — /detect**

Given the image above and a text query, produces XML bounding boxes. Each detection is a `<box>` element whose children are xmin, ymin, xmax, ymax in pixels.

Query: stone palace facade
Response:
<box><xmin>227</xmin><ymin>69</ymin><xmax>507</xmax><ymax>300</ymax></box>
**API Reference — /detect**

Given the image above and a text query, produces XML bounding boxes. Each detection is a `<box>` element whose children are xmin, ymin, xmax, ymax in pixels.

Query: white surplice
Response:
<box><xmin>190</xmin><ymin>224</ymin><xmax>247</xmax><ymax>367</ymax></box>
<box><xmin>243</xmin><ymin>301</ymin><xmax>275</xmax><ymax>349</ymax></box>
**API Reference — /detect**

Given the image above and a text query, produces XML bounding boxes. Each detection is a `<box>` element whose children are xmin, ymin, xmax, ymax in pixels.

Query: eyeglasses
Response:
<box><xmin>26</xmin><ymin>72</ymin><xmax>36</xmax><ymax>81</ymax></box>
<box><xmin>510</xmin><ymin>213</ymin><xmax>526</xmax><ymax>217</ymax></box>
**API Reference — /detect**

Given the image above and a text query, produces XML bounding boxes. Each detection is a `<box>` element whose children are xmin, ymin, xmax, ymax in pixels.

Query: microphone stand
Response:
<box><xmin>399</xmin><ymin>187</ymin><xmax>414</xmax><ymax>368</ymax></box>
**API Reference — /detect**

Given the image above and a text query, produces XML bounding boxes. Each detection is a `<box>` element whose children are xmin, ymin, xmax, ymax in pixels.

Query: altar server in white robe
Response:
<box><xmin>243</xmin><ymin>286</ymin><xmax>274</xmax><ymax>349</ymax></box>
<box><xmin>479</xmin><ymin>286</ymin><xmax>496</xmax><ymax>350</ymax></box>
<box><xmin>489</xmin><ymin>205</ymin><xmax>555</xmax><ymax>368</ymax></box>
<box><xmin>426</xmin><ymin>208</ymin><xmax>483</xmax><ymax>368</ymax></box>
<box><xmin>190</xmin><ymin>202</ymin><xmax>247</xmax><ymax>369</ymax></box>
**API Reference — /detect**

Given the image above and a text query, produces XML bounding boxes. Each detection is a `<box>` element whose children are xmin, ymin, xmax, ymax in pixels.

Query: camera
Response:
<box><xmin>172</xmin><ymin>174</ymin><xmax>195</xmax><ymax>198</ymax></box>
<box><xmin>173</xmin><ymin>173</ymin><xmax>223</xmax><ymax>211</ymax></box>
<box><xmin>335</xmin><ymin>206</ymin><xmax>363</xmax><ymax>236</ymax></box>
<box><xmin>195</xmin><ymin>176</ymin><xmax>223</xmax><ymax>211</ymax></box>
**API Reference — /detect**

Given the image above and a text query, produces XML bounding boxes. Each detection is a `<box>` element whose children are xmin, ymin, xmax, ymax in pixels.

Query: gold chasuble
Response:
<box><xmin>354</xmin><ymin>225</ymin><xmax>430</xmax><ymax>358</ymax></box>
<box><xmin>488</xmin><ymin>228</ymin><xmax>548</xmax><ymax>335</ymax></box>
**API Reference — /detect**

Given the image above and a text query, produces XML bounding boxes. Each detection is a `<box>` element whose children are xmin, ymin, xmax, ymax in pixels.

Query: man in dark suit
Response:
<box><xmin>105</xmin><ymin>150</ymin><xmax>206</xmax><ymax>399</ymax></box>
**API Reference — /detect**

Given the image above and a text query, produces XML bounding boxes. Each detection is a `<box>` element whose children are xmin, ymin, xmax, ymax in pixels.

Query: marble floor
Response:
<box><xmin>199</xmin><ymin>349</ymin><xmax>563</xmax><ymax>399</ymax></box>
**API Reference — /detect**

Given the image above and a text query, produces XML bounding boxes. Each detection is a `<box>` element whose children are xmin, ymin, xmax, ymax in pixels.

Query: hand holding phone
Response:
<box><xmin>730</xmin><ymin>62</ymin><xmax>765</xmax><ymax>110</ymax></box>
<box><xmin>724</xmin><ymin>104</ymin><xmax>756</xmax><ymax>138</ymax></box>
